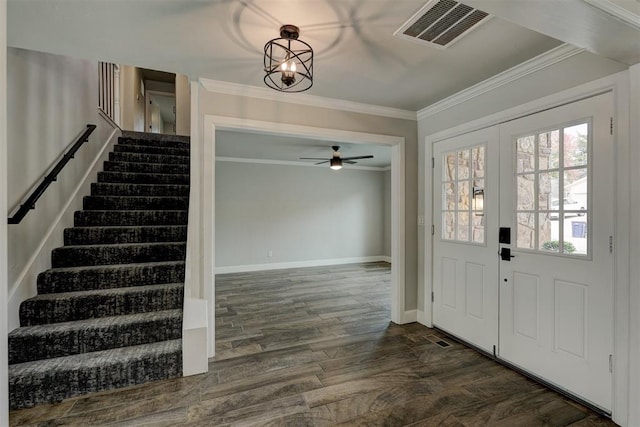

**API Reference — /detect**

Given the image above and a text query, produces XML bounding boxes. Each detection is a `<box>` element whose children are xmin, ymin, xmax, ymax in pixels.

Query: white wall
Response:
<box><xmin>197</xmin><ymin>90</ymin><xmax>418</xmax><ymax>309</ymax></box>
<box><xmin>216</xmin><ymin>161</ymin><xmax>386</xmax><ymax>269</ymax></box>
<box><xmin>1</xmin><ymin>0</ymin><xmax>10</xmax><ymax>423</ymax></box>
<box><xmin>7</xmin><ymin>48</ymin><xmax>119</xmax><ymax>330</ymax></box>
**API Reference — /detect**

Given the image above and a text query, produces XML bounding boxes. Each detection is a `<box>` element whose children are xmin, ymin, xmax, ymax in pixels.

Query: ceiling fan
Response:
<box><xmin>300</xmin><ymin>146</ymin><xmax>374</xmax><ymax>170</ymax></box>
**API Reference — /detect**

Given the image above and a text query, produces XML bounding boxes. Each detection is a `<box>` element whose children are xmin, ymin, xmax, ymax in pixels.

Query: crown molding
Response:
<box><xmin>417</xmin><ymin>44</ymin><xmax>584</xmax><ymax>120</ymax></box>
<box><xmin>582</xmin><ymin>0</ymin><xmax>640</xmax><ymax>30</ymax></box>
<box><xmin>216</xmin><ymin>156</ymin><xmax>389</xmax><ymax>172</ymax></box>
<box><xmin>199</xmin><ymin>78</ymin><xmax>417</xmax><ymax>121</ymax></box>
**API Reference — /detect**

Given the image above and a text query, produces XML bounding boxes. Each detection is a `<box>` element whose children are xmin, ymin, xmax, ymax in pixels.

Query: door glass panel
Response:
<box><xmin>457</xmin><ymin>212</ymin><xmax>470</xmax><ymax>241</ymax></box>
<box><xmin>516</xmin><ymin>212</ymin><xmax>535</xmax><ymax>249</ymax></box>
<box><xmin>517</xmin><ymin>175</ymin><xmax>535</xmax><ymax>210</ymax></box>
<box><xmin>441</xmin><ymin>144</ymin><xmax>485</xmax><ymax>244</ymax></box>
<box><xmin>458</xmin><ymin>150</ymin><xmax>470</xmax><ymax>179</ymax></box>
<box><xmin>539</xmin><ymin>172</ymin><xmax>559</xmax><ymax>212</ymax></box>
<box><xmin>539</xmin><ymin>213</ymin><xmax>560</xmax><ymax>252</ymax></box>
<box><xmin>539</xmin><ymin>129</ymin><xmax>560</xmax><ymax>170</ymax></box>
<box><xmin>564</xmin><ymin>123</ymin><xmax>588</xmax><ymax>167</ymax></box>
<box><xmin>514</xmin><ymin>121</ymin><xmax>590</xmax><ymax>256</ymax></box>
<box><xmin>564</xmin><ymin>214</ymin><xmax>588</xmax><ymax>255</ymax></box>
<box><xmin>516</xmin><ymin>136</ymin><xmax>535</xmax><ymax>173</ymax></box>
<box><xmin>472</xmin><ymin>215</ymin><xmax>484</xmax><ymax>243</ymax></box>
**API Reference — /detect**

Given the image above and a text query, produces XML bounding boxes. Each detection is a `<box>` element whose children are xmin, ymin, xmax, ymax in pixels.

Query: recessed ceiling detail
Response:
<box><xmin>394</xmin><ymin>0</ymin><xmax>490</xmax><ymax>48</ymax></box>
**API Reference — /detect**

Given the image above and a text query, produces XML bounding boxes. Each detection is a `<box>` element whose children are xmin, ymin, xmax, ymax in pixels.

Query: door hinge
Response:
<box><xmin>431</xmin><ymin>291</ymin><xmax>434</xmax><ymax>302</ymax></box>
<box><xmin>431</xmin><ymin>224</ymin><xmax>435</xmax><ymax>236</ymax></box>
<box><xmin>609</xmin><ymin>236</ymin><xmax>613</xmax><ymax>253</ymax></box>
<box><xmin>432</xmin><ymin>157</ymin><xmax>435</xmax><ymax>169</ymax></box>
<box><xmin>610</xmin><ymin>117</ymin><xmax>613</xmax><ymax>135</ymax></box>
<box><xmin>493</xmin><ymin>345</ymin><xmax>496</xmax><ymax>357</ymax></box>
<box><xmin>609</xmin><ymin>354</ymin><xmax>613</xmax><ymax>373</ymax></box>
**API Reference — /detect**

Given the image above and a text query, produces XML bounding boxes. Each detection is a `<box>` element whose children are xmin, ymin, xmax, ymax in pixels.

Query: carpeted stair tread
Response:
<box><xmin>118</xmin><ymin>136</ymin><xmax>189</xmax><ymax>149</ymax></box>
<box><xmin>9</xmin><ymin>310</ymin><xmax>182</xmax><ymax>364</ymax></box>
<box><xmin>75</xmin><ymin>210</ymin><xmax>188</xmax><ymax>226</ymax></box>
<box><xmin>102</xmin><ymin>161</ymin><xmax>189</xmax><ymax>175</ymax></box>
<box><xmin>108</xmin><ymin>151</ymin><xmax>189</xmax><ymax>165</ymax></box>
<box><xmin>20</xmin><ymin>283</ymin><xmax>184</xmax><ymax>326</ymax></box>
<box><xmin>91</xmin><ymin>182</ymin><xmax>189</xmax><ymax>197</ymax></box>
<box><xmin>98</xmin><ymin>171</ymin><xmax>189</xmax><ymax>184</ymax></box>
<box><xmin>37</xmin><ymin>261</ymin><xmax>185</xmax><ymax>294</ymax></box>
<box><xmin>10</xmin><ymin>132</ymin><xmax>189</xmax><ymax>409</ymax></box>
<box><xmin>9</xmin><ymin>339</ymin><xmax>182</xmax><ymax>409</ymax></box>
<box><xmin>83</xmin><ymin>195</ymin><xmax>189</xmax><ymax>210</ymax></box>
<box><xmin>114</xmin><ymin>144</ymin><xmax>190</xmax><ymax>157</ymax></box>
<box><xmin>64</xmin><ymin>225</ymin><xmax>187</xmax><ymax>245</ymax></box>
<box><xmin>52</xmin><ymin>242</ymin><xmax>187</xmax><ymax>268</ymax></box>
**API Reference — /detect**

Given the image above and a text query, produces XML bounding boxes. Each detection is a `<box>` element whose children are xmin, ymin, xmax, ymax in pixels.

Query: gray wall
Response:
<box><xmin>7</xmin><ymin>48</ymin><xmax>117</xmax><ymax>328</ymax></box>
<box><xmin>198</xmin><ymin>90</ymin><xmax>419</xmax><ymax>309</ymax></box>
<box><xmin>216</xmin><ymin>161</ymin><xmax>386</xmax><ymax>267</ymax></box>
<box><xmin>384</xmin><ymin>170</ymin><xmax>391</xmax><ymax>257</ymax></box>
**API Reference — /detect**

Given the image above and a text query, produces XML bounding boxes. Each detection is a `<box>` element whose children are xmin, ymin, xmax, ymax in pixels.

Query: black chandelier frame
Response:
<box><xmin>263</xmin><ymin>25</ymin><xmax>314</xmax><ymax>93</ymax></box>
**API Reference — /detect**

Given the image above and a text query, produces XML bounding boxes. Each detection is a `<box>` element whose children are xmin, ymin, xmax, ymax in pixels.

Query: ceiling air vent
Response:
<box><xmin>394</xmin><ymin>0</ymin><xmax>490</xmax><ymax>49</ymax></box>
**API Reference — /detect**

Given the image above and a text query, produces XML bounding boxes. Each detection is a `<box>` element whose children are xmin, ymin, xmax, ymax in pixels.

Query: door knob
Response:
<box><xmin>500</xmin><ymin>248</ymin><xmax>515</xmax><ymax>261</ymax></box>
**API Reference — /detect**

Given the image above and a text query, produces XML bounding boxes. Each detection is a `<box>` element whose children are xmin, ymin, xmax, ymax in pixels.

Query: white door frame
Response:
<box><xmin>203</xmin><ymin>114</ymin><xmax>406</xmax><ymax>352</ymax></box>
<box><xmin>144</xmin><ymin>89</ymin><xmax>175</xmax><ymax>133</ymax></box>
<box><xmin>423</xmin><ymin>71</ymin><xmax>631</xmax><ymax>425</ymax></box>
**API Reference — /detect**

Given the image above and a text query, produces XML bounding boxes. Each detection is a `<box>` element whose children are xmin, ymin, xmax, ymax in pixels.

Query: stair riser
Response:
<box><xmin>9</xmin><ymin>315</ymin><xmax>182</xmax><ymax>364</ymax></box>
<box><xmin>109</xmin><ymin>151</ymin><xmax>189</xmax><ymax>165</ymax></box>
<box><xmin>64</xmin><ymin>226</ymin><xmax>187</xmax><ymax>245</ymax></box>
<box><xmin>52</xmin><ymin>243</ymin><xmax>186</xmax><ymax>268</ymax></box>
<box><xmin>9</xmin><ymin>344</ymin><xmax>182</xmax><ymax>409</ymax></box>
<box><xmin>20</xmin><ymin>286</ymin><xmax>184</xmax><ymax>326</ymax></box>
<box><xmin>98</xmin><ymin>171</ymin><xmax>189</xmax><ymax>185</ymax></box>
<box><xmin>102</xmin><ymin>161</ymin><xmax>189</xmax><ymax>175</ymax></box>
<box><xmin>119</xmin><ymin>137</ymin><xmax>189</xmax><ymax>149</ymax></box>
<box><xmin>92</xmin><ymin>182</ymin><xmax>189</xmax><ymax>197</ymax></box>
<box><xmin>83</xmin><ymin>196</ymin><xmax>189</xmax><ymax>211</ymax></box>
<box><xmin>38</xmin><ymin>262</ymin><xmax>185</xmax><ymax>294</ymax></box>
<box><xmin>114</xmin><ymin>144</ymin><xmax>190</xmax><ymax>157</ymax></box>
<box><xmin>75</xmin><ymin>210</ymin><xmax>188</xmax><ymax>226</ymax></box>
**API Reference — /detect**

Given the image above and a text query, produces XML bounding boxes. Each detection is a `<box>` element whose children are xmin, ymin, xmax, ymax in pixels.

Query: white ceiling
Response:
<box><xmin>7</xmin><ymin>0</ymin><xmax>638</xmax><ymax>165</ymax></box>
<box><xmin>216</xmin><ymin>130</ymin><xmax>392</xmax><ymax>168</ymax></box>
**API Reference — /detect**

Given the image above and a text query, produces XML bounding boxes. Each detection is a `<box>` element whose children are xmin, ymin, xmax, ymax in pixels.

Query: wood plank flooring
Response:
<box><xmin>9</xmin><ymin>262</ymin><xmax>615</xmax><ymax>426</ymax></box>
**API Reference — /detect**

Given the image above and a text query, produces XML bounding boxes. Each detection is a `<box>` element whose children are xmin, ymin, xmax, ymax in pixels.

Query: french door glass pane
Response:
<box><xmin>514</xmin><ymin>121</ymin><xmax>589</xmax><ymax>256</ymax></box>
<box><xmin>564</xmin><ymin>123</ymin><xmax>588</xmax><ymax>167</ymax></box>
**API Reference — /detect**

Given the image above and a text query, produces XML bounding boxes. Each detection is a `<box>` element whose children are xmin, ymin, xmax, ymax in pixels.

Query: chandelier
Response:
<box><xmin>263</xmin><ymin>25</ymin><xmax>313</xmax><ymax>92</ymax></box>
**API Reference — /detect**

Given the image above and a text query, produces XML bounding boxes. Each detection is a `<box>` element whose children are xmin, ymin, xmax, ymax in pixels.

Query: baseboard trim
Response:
<box><xmin>399</xmin><ymin>309</ymin><xmax>417</xmax><ymax>324</ymax></box>
<box><xmin>7</xmin><ymin>124</ymin><xmax>120</xmax><ymax>330</ymax></box>
<box><xmin>417</xmin><ymin>309</ymin><xmax>429</xmax><ymax>326</ymax></box>
<box><xmin>216</xmin><ymin>256</ymin><xmax>391</xmax><ymax>275</ymax></box>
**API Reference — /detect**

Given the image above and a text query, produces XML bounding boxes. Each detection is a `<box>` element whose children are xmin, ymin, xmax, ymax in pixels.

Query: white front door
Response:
<box><xmin>433</xmin><ymin>127</ymin><xmax>499</xmax><ymax>354</ymax></box>
<box><xmin>498</xmin><ymin>93</ymin><xmax>614</xmax><ymax>411</ymax></box>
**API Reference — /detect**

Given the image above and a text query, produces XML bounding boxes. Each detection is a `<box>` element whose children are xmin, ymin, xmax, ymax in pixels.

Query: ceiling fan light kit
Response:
<box><xmin>264</xmin><ymin>24</ymin><xmax>314</xmax><ymax>93</ymax></box>
<box><xmin>300</xmin><ymin>146</ymin><xmax>374</xmax><ymax>170</ymax></box>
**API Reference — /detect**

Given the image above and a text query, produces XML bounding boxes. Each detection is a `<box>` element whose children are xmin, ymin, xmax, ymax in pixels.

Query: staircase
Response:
<box><xmin>8</xmin><ymin>132</ymin><xmax>190</xmax><ymax>409</ymax></box>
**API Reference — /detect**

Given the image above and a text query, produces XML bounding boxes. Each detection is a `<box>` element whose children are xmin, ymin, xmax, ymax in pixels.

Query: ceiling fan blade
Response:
<box><xmin>300</xmin><ymin>157</ymin><xmax>329</xmax><ymax>160</ymax></box>
<box><xmin>315</xmin><ymin>161</ymin><xmax>329</xmax><ymax>165</ymax></box>
<box><xmin>341</xmin><ymin>155</ymin><xmax>374</xmax><ymax>161</ymax></box>
<box><xmin>343</xmin><ymin>160</ymin><xmax>357</xmax><ymax>164</ymax></box>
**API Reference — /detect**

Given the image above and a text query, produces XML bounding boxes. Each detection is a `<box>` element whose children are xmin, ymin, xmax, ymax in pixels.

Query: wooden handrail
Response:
<box><xmin>8</xmin><ymin>124</ymin><xmax>97</xmax><ymax>224</ymax></box>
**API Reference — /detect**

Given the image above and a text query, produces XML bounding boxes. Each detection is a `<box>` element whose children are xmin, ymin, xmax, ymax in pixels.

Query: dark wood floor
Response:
<box><xmin>10</xmin><ymin>262</ymin><xmax>615</xmax><ymax>426</ymax></box>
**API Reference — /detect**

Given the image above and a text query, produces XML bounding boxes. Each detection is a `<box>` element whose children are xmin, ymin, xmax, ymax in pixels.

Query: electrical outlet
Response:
<box><xmin>417</xmin><ymin>215</ymin><xmax>425</xmax><ymax>226</ymax></box>
<box><xmin>268</xmin><ymin>250</ymin><xmax>273</xmax><ymax>258</ymax></box>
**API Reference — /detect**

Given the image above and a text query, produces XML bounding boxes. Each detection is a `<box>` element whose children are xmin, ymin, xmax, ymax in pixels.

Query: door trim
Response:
<box><xmin>202</xmin><ymin>114</ymin><xmax>406</xmax><ymax>355</ymax></box>
<box><xmin>423</xmin><ymin>70</ymin><xmax>631</xmax><ymax>425</ymax></box>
